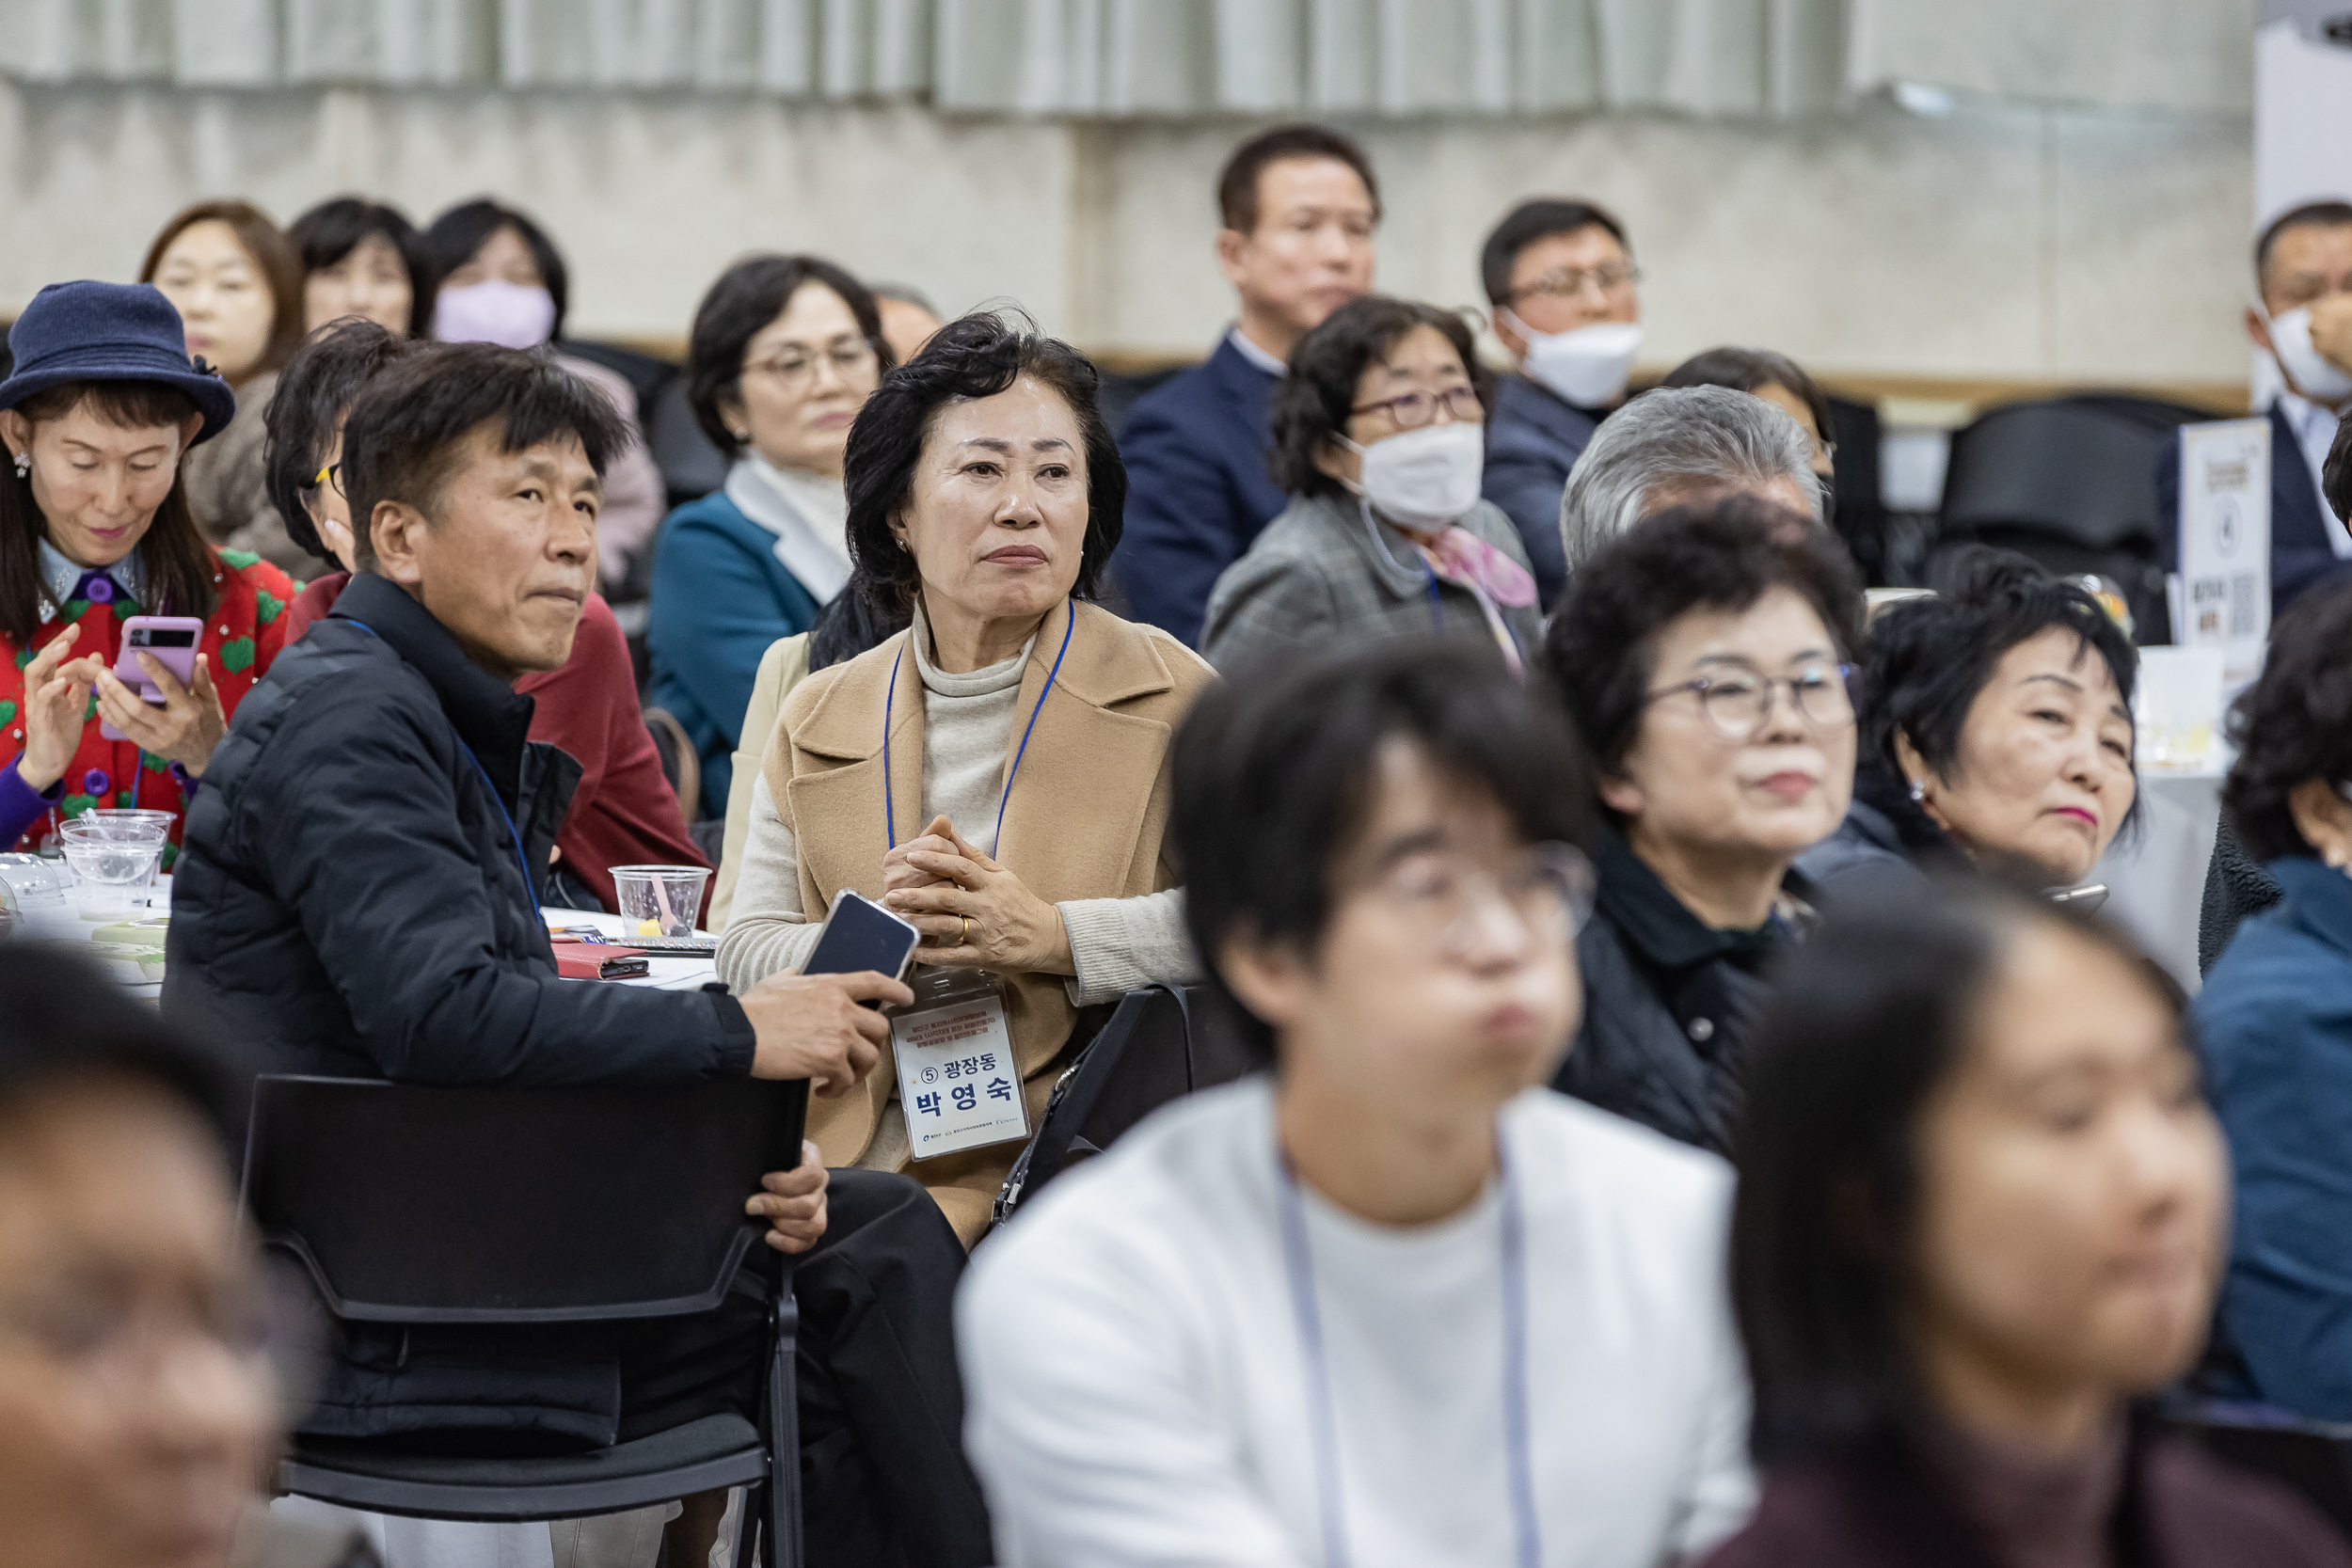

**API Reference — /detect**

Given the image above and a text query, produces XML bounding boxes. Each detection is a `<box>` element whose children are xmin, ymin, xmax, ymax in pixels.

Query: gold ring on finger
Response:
<box><xmin>961</xmin><ymin>915</ymin><xmax>971</xmax><ymax>947</ymax></box>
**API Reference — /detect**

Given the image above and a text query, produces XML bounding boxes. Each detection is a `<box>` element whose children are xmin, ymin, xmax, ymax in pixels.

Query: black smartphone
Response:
<box><xmin>803</xmin><ymin>889</ymin><xmax>921</xmax><ymax>984</ymax></box>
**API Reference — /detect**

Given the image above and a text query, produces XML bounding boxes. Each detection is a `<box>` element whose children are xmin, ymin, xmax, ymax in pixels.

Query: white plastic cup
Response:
<box><xmin>610</xmin><ymin>864</ymin><xmax>711</xmax><ymax>941</ymax></box>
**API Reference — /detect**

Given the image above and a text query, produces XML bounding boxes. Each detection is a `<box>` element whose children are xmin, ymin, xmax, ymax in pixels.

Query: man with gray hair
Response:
<box><xmin>1558</xmin><ymin>384</ymin><xmax>1822</xmax><ymax>571</ymax></box>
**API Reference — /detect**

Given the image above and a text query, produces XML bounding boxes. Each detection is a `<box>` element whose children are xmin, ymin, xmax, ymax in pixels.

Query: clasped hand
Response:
<box><xmin>881</xmin><ymin>814</ymin><xmax>1074</xmax><ymax>974</ymax></box>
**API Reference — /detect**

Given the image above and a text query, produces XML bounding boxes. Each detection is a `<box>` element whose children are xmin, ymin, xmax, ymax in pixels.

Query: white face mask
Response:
<box><xmin>1503</xmin><ymin>312</ymin><xmax>1644</xmax><ymax>408</ymax></box>
<box><xmin>2263</xmin><ymin>302</ymin><xmax>2352</xmax><ymax>406</ymax></box>
<box><xmin>1343</xmin><ymin>421</ymin><xmax>1485</xmax><ymax>531</ymax></box>
<box><xmin>432</xmin><ymin>278</ymin><xmax>558</xmax><ymax>351</ymax></box>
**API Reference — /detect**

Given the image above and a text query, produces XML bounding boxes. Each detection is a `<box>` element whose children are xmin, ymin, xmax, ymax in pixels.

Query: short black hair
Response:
<box><xmin>1854</xmin><ymin>547</ymin><xmax>2139</xmax><ymax>837</ymax></box>
<box><xmin>2223</xmin><ymin>578</ymin><xmax>2352</xmax><ymax>862</ymax></box>
<box><xmin>422</xmin><ymin>198</ymin><xmax>569</xmax><ymax>340</ymax></box>
<box><xmin>2255</xmin><ymin>199</ymin><xmax>2352</xmax><ymax>294</ymax></box>
<box><xmin>0</xmin><ymin>943</ymin><xmax>248</xmax><ymax>1154</ymax></box>
<box><xmin>1732</xmin><ymin>878</ymin><xmax>2184</xmax><ymax>1461</ymax></box>
<box><xmin>263</xmin><ymin>318</ymin><xmax>430</xmax><ymax>564</ymax></box>
<box><xmin>1539</xmin><ymin>495</ymin><xmax>1864</xmax><ymax>777</ymax></box>
<box><xmin>289</xmin><ymin>196</ymin><xmax>439</xmax><ymax>337</ymax></box>
<box><xmin>843</xmin><ymin>311</ymin><xmax>1122</xmax><ymax>616</ymax></box>
<box><xmin>1269</xmin><ymin>294</ymin><xmax>1492</xmax><ymax>500</ymax></box>
<box><xmin>341</xmin><ymin>342</ymin><xmax>630</xmax><ymax>573</ymax></box>
<box><xmin>1479</xmin><ymin>198</ymin><xmax>1629</xmax><ymax>307</ymax></box>
<box><xmin>1217</xmin><ymin>122</ymin><xmax>1382</xmax><ymax>235</ymax></box>
<box><xmin>1661</xmin><ymin>347</ymin><xmax>1833</xmax><ymax>451</ymax></box>
<box><xmin>686</xmin><ymin>254</ymin><xmax>893</xmax><ymax>456</ymax></box>
<box><xmin>1173</xmin><ymin>635</ymin><xmax>1593</xmax><ymax>1067</ymax></box>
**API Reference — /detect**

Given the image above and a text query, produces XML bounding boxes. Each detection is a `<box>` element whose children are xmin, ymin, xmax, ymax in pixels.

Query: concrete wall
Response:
<box><xmin>0</xmin><ymin>79</ymin><xmax>2254</xmax><ymax>387</ymax></box>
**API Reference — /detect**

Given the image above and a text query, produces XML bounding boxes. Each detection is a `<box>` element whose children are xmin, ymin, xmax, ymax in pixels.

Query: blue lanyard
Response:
<box><xmin>1275</xmin><ymin>1131</ymin><xmax>1540</xmax><ymax>1568</ymax></box>
<box><xmin>342</xmin><ymin>615</ymin><xmax>536</xmax><ymax>902</ymax></box>
<box><xmin>882</xmin><ymin>608</ymin><xmax>1075</xmax><ymax>853</ymax></box>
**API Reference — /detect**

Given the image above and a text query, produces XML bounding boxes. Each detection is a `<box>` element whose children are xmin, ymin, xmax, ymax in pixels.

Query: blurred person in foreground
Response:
<box><xmin>1199</xmin><ymin>294</ymin><xmax>1538</xmax><ymax>675</ymax></box>
<box><xmin>0</xmin><ymin>942</ymin><xmax>373</xmax><ymax>1568</ymax></box>
<box><xmin>1479</xmin><ymin>197</ymin><xmax>1644</xmax><ymax>606</ymax></box>
<box><xmin>0</xmin><ymin>281</ymin><xmax>295</xmax><ymax>857</ymax></box>
<box><xmin>720</xmin><ymin>311</ymin><xmax>1215</xmax><ymax>1246</ymax></box>
<box><xmin>1540</xmin><ymin>498</ymin><xmax>1862</xmax><ymax>1153</ymax></box>
<box><xmin>1798</xmin><ymin>550</ymin><xmax>2137</xmax><ymax>901</ymax></box>
<box><xmin>2158</xmin><ymin>200</ymin><xmax>2352</xmax><ymax>614</ymax></box>
<box><xmin>2194</xmin><ymin>578</ymin><xmax>2352</xmax><ymax>1421</ymax></box>
<box><xmin>1708</xmin><ymin>878</ymin><xmax>2349</xmax><ymax>1567</ymax></box>
<box><xmin>1557</xmin><ymin>383</ymin><xmax>1823</xmax><ymax>576</ymax></box>
<box><xmin>142</xmin><ymin>201</ymin><xmax>309</xmax><ymax>575</ymax></box>
<box><xmin>166</xmin><ymin>342</ymin><xmax>982</xmax><ymax>1568</ymax></box>
<box><xmin>288</xmin><ymin>198</ymin><xmax>436</xmax><ymax>339</ymax></box>
<box><xmin>649</xmin><ymin>254</ymin><xmax>894</xmax><ymax>817</ymax></box>
<box><xmin>1110</xmin><ymin>123</ymin><xmax>1379</xmax><ymax>645</ymax></box>
<box><xmin>960</xmin><ymin>637</ymin><xmax>1756</xmax><ymax>1568</ymax></box>
<box><xmin>422</xmin><ymin>198</ymin><xmax>665</xmax><ymax>595</ymax></box>
<box><xmin>263</xmin><ymin>319</ymin><xmax>706</xmax><ymax>916</ymax></box>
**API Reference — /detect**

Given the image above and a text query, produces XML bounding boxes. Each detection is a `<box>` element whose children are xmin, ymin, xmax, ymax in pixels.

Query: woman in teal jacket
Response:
<box><xmin>2196</xmin><ymin>578</ymin><xmax>2352</xmax><ymax>1421</ymax></box>
<box><xmin>647</xmin><ymin>253</ymin><xmax>894</xmax><ymax>816</ymax></box>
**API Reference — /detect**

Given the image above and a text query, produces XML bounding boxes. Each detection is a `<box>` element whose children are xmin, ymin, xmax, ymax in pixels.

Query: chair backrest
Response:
<box><xmin>643</xmin><ymin>705</ymin><xmax>701</xmax><ymax>822</ymax></box>
<box><xmin>242</xmin><ymin>1075</ymin><xmax>806</xmax><ymax>1324</ymax></box>
<box><xmin>1940</xmin><ymin>393</ymin><xmax>2211</xmax><ymax>553</ymax></box>
<box><xmin>647</xmin><ymin>375</ymin><xmax>730</xmax><ymax>505</ymax></box>
<box><xmin>995</xmin><ymin>984</ymin><xmax>1262</xmax><ymax>1222</ymax></box>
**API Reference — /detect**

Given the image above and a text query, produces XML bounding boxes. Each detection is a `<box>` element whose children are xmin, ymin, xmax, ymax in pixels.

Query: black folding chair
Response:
<box><xmin>993</xmin><ymin>983</ymin><xmax>1257</xmax><ymax>1223</ymax></box>
<box><xmin>244</xmin><ymin>1074</ymin><xmax>808</xmax><ymax>1567</ymax></box>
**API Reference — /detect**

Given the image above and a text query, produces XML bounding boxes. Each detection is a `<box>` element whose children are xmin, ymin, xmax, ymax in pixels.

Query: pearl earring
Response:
<box><xmin>10</xmin><ymin>451</ymin><xmax>26</xmax><ymax>479</ymax></box>
<box><xmin>1908</xmin><ymin>780</ymin><xmax>1927</xmax><ymax>804</ymax></box>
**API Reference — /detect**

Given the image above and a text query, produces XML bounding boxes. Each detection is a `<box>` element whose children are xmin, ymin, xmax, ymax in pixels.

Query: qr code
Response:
<box><xmin>2230</xmin><ymin>573</ymin><xmax>2258</xmax><ymax>638</ymax></box>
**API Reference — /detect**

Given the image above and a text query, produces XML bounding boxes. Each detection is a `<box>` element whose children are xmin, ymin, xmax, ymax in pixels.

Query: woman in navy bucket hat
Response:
<box><xmin>0</xmin><ymin>280</ymin><xmax>295</xmax><ymax>859</ymax></box>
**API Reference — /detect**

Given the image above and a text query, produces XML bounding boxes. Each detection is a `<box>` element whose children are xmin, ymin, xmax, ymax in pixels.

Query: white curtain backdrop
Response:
<box><xmin>0</xmin><ymin>0</ymin><xmax>2253</xmax><ymax>114</ymax></box>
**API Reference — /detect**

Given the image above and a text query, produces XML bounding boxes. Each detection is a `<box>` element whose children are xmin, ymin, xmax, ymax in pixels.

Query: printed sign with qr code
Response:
<box><xmin>2177</xmin><ymin>420</ymin><xmax>2270</xmax><ymax>682</ymax></box>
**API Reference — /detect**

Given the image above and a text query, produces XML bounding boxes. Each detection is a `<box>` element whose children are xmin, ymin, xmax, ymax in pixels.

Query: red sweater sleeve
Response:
<box><xmin>279</xmin><ymin>573</ymin><xmax>352</xmax><ymax>643</ymax></box>
<box><xmin>521</xmin><ymin>594</ymin><xmax>709</xmax><ymax>919</ymax></box>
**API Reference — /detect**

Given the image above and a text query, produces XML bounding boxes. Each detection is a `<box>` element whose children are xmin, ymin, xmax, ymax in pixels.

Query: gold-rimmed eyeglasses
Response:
<box><xmin>1506</xmin><ymin>262</ymin><xmax>1643</xmax><ymax>305</ymax></box>
<box><xmin>1363</xmin><ymin>842</ymin><xmax>1597</xmax><ymax>958</ymax></box>
<box><xmin>741</xmin><ymin>341</ymin><xmax>882</xmax><ymax>395</ymax></box>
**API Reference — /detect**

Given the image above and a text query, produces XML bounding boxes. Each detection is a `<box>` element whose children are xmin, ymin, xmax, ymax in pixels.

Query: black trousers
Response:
<box><xmin>610</xmin><ymin>1168</ymin><xmax>992</xmax><ymax>1568</ymax></box>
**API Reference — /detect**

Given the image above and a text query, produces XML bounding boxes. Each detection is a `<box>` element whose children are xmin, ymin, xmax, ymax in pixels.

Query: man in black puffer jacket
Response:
<box><xmin>162</xmin><ymin>344</ymin><xmax>992</xmax><ymax>1567</ymax></box>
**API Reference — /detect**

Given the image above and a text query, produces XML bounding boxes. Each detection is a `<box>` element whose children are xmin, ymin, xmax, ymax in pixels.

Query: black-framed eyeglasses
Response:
<box><xmin>1645</xmin><ymin>664</ymin><xmax>1854</xmax><ymax>742</ymax></box>
<box><xmin>1351</xmin><ymin>385</ymin><xmax>1484</xmax><ymax>430</ymax></box>
<box><xmin>1505</xmin><ymin>262</ymin><xmax>1643</xmax><ymax>305</ymax></box>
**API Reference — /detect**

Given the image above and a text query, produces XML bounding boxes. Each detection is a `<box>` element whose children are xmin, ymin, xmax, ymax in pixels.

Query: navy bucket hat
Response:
<box><xmin>0</xmin><ymin>281</ymin><xmax>237</xmax><ymax>443</ymax></box>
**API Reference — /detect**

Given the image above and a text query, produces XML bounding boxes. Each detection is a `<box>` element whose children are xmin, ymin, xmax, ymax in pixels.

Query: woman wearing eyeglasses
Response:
<box><xmin>1198</xmin><ymin>294</ymin><xmax>1540</xmax><ymax>676</ymax></box>
<box><xmin>1797</xmin><ymin>549</ymin><xmax>2139</xmax><ymax>904</ymax></box>
<box><xmin>1538</xmin><ymin>498</ymin><xmax>1863</xmax><ymax>1153</ymax></box>
<box><xmin>647</xmin><ymin>255</ymin><xmax>896</xmax><ymax>818</ymax></box>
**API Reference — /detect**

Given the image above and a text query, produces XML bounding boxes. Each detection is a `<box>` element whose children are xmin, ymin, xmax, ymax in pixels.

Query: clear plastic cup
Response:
<box><xmin>610</xmin><ymin>864</ymin><xmax>711</xmax><ymax>941</ymax></box>
<box><xmin>87</xmin><ymin>810</ymin><xmax>175</xmax><ymax>883</ymax></box>
<box><xmin>57</xmin><ymin>819</ymin><xmax>167</xmax><ymax>920</ymax></box>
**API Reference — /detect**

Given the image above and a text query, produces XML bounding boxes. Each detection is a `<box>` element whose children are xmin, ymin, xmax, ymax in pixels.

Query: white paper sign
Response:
<box><xmin>892</xmin><ymin>992</ymin><xmax>1027</xmax><ymax>1162</ymax></box>
<box><xmin>2176</xmin><ymin>419</ymin><xmax>2271</xmax><ymax>684</ymax></box>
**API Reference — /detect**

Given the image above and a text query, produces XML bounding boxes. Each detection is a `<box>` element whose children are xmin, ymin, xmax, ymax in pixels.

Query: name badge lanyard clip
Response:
<box><xmin>1276</xmin><ymin>1132</ymin><xmax>1541</xmax><ymax>1568</ymax></box>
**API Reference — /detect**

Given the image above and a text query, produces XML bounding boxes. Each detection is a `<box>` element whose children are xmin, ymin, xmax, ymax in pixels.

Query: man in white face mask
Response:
<box><xmin>1480</xmin><ymin>199</ymin><xmax>1644</xmax><ymax>610</ymax></box>
<box><xmin>2162</xmin><ymin>199</ymin><xmax>2352</xmax><ymax>614</ymax></box>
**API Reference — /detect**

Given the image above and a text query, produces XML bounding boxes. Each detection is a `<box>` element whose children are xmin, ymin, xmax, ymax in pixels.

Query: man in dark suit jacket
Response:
<box><xmin>1480</xmin><ymin>198</ymin><xmax>1644</xmax><ymax>608</ymax></box>
<box><xmin>1111</xmin><ymin>124</ymin><xmax>1378</xmax><ymax>645</ymax></box>
<box><xmin>2158</xmin><ymin>200</ymin><xmax>2352</xmax><ymax>614</ymax></box>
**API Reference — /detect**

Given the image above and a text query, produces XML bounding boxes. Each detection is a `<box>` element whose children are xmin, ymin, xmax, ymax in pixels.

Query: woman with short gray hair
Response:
<box><xmin>1558</xmin><ymin>384</ymin><xmax>1822</xmax><ymax>572</ymax></box>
